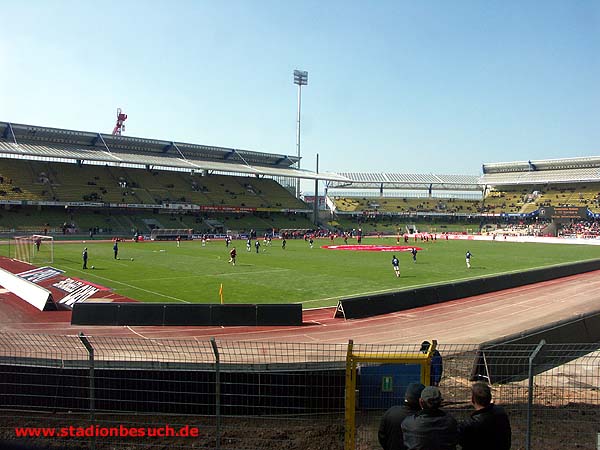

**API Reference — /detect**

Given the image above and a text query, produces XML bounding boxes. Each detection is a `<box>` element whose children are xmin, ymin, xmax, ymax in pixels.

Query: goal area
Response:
<box><xmin>13</xmin><ymin>235</ymin><xmax>54</xmax><ymax>264</ymax></box>
<box><xmin>150</xmin><ymin>228</ymin><xmax>193</xmax><ymax>241</ymax></box>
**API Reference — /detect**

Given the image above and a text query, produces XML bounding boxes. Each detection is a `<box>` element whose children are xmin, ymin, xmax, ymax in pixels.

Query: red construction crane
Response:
<box><xmin>112</xmin><ymin>108</ymin><xmax>128</xmax><ymax>135</ymax></box>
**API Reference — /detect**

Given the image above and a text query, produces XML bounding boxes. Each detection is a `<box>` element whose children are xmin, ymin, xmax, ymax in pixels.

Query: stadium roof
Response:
<box><xmin>326</xmin><ymin>172</ymin><xmax>481</xmax><ymax>191</ymax></box>
<box><xmin>0</xmin><ymin>121</ymin><xmax>351</xmax><ymax>182</ymax></box>
<box><xmin>481</xmin><ymin>156</ymin><xmax>600</xmax><ymax>185</ymax></box>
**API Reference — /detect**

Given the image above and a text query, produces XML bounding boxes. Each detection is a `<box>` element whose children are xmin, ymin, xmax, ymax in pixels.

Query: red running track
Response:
<box><xmin>1</xmin><ymin>270</ymin><xmax>599</xmax><ymax>344</ymax></box>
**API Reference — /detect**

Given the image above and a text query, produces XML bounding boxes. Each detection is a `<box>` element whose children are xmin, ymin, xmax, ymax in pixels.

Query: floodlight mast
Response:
<box><xmin>293</xmin><ymin>69</ymin><xmax>308</xmax><ymax>199</ymax></box>
<box><xmin>112</xmin><ymin>108</ymin><xmax>128</xmax><ymax>135</ymax></box>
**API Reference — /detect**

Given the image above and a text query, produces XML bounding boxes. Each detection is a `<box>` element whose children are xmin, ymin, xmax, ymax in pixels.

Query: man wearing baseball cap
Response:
<box><xmin>378</xmin><ymin>382</ymin><xmax>425</xmax><ymax>450</ymax></box>
<box><xmin>401</xmin><ymin>386</ymin><xmax>458</xmax><ymax>450</ymax></box>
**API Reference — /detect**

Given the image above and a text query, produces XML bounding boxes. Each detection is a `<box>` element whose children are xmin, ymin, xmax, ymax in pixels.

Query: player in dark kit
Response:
<box><xmin>113</xmin><ymin>241</ymin><xmax>119</xmax><ymax>259</ymax></box>
<box><xmin>466</xmin><ymin>250</ymin><xmax>473</xmax><ymax>268</ymax></box>
<box><xmin>228</xmin><ymin>247</ymin><xmax>237</xmax><ymax>266</ymax></box>
<box><xmin>82</xmin><ymin>247</ymin><xmax>88</xmax><ymax>269</ymax></box>
<box><xmin>391</xmin><ymin>255</ymin><xmax>400</xmax><ymax>278</ymax></box>
<box><xmin>411</xmin><ymin>247</ymin><xmax>418</xmax><ymax>263</ymax></box>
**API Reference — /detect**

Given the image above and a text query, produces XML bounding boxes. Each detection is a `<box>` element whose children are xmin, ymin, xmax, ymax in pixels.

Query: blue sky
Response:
<box><xmin>1</xmin><ymin>0</ymin><xmax>599</xmax><ymax>184</ymax></box>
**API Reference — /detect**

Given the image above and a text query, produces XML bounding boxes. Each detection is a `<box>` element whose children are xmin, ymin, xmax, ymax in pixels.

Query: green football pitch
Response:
<box><xmin>36</xmin><ymin>238</ymin><xmax>600</xmax><ymax>309</ymax></box>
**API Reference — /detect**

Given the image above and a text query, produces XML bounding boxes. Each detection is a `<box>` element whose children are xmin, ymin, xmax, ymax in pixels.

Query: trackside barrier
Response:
<box><xmin>0</xmin><ymin>267</ymin><xmax>54</xmax><ymax>311</ymax></box>
<box><xmin>470</xmin><ymin>308</ymin><xmax>600</xmax><ymax>384</ymax></box>
<box><xmin>335</xmin><ymin>259</ymin><xmax>600</xmax><ymax>319</ymax></box>
<box><xmin>71</xmin><ymin>303</ymin><xmax>303</xmax><ymax>326</ymax></box>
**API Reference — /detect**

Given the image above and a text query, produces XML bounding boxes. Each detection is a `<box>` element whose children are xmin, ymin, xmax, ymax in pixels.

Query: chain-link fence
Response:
<box><xmin>0</xmin><ymin>332</ymin><xmax>598</xmax><ymax>450</ymax></box>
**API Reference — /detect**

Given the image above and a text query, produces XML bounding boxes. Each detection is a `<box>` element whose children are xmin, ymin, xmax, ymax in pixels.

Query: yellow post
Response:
<box><xmin>219</xmin><ymin>283</ymin><xmax>224</xmax><ymax>304</ymax></box>
<box><xmin>420</xmin><ymin>339</ymin><xmax>437</xmax><ymax>386</ymax></box>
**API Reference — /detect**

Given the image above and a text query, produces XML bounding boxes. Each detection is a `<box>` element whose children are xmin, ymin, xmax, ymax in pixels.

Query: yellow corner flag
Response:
<box><xmin>219</xmin><ymin>283</ymin><xmax>224</xmax><ymax>304</ymax></box>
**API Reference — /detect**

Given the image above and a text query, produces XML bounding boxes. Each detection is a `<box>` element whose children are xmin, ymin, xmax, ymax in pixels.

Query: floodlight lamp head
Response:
<box><xmin>293</xmin><ymin>70</ymin><xmax>308</xmax><ymax>86</ymax></box>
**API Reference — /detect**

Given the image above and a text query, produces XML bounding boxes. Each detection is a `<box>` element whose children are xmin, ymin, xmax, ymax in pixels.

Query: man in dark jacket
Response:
<box><xmin>459</xmin><ymin>382</ymin><xmax>511</xmax><ymax>450</ymax></box>
<box><xmin>420</xmin><ymin>341</ymin><xmax>443</xmax><ymax>386</ymax></box>
<box><xmin>378</xmin><ymin>382</ymin><xmax>425</xmax><ymax>450</ymax></box>
<box><xmin>401</xmin><ymin>386</ymin><xmax>458</xmax><ymax>450</ymax></box>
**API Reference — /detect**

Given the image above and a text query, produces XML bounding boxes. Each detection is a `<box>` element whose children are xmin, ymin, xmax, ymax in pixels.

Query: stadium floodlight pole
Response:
<box><xmin>313</xmin><ymin>153</ymin><xmax>319</xmax><ymax>226</ymax></box>
<box><xmin>294</xmin><ymin>69</ymin><xmax>308</xmax><ymax>199</ymax></box>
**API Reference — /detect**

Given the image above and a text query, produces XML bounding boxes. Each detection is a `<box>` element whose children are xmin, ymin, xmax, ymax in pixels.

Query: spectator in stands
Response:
<box><xmin>420</xmin><ymin>341</ymin><xmax>443</xmax><ymax>386</ymax></box>
<box><xmin>378</xmin><ymin>382</ymin><xmax>425</xmax><ymax>450</ymax></box>
<box><xmin>113</xmin><ymin>241</ymin><xmax>119</xmax><ymax>260</ymax></box>
<box><xmin>82</xmin><ymin>247</ymin><xmax>88</xmax><ymax>269</ymax></box>
<box><xmin>228</xmin><ymin>247</ymin><xmax>236</xmax><ymax>266</ymax></box>
<box><xmin>401</xmin><ymin>386</ymin><xmax>458</xmax><ymax>450</ymax></box>
<box><xmin>458</xmin><ymin>382</ymin><xmax>511</xmax><ymax>450</ymax></box>
<box><xmin>391</xmin><ymin>255</ymin><xmax>400</xmax><ymax>278</ymax></box>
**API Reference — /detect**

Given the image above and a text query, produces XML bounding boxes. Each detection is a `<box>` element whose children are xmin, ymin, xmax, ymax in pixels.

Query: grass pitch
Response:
<box><xmin>41</xmin><ymin>237</ymin><xmax>600</xmax><ymax>309</ymax></box>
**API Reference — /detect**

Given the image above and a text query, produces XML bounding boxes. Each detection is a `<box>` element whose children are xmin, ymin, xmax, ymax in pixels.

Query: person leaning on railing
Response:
<box><xmin>420</xmin><ymin>341</ymin><xmax>443</xmax><ymax>386</ymax></box>
<box><xmin>458</xmin><ymin>382</ymin><xmax>512</xmax><ymax>450</ymax></box>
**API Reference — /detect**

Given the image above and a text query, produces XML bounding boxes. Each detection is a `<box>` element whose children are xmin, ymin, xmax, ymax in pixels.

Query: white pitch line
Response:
<box><xmin>214</xmin><ymin>268</ymin><xmax>290</xmax><ymax>277</ymax></box>
<box><xmin>68</xmin><ymin>268</ymin><xmax>190</xmax><ymax>303</ymax></box>
<box><xmin>126</xmin><ymin>268</ymin><xmax>290</xmax><ymax>282</ymax></box>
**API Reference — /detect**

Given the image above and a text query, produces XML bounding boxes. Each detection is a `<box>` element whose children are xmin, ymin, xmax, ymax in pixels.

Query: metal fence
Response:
<box><xmin>0</xmin><ymin>332</ymin><xmax>598</xmax><ymax>450</ymax></box>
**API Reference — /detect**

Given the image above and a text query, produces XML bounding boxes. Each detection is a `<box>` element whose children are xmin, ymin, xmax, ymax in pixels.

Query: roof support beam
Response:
<box><xmin>4</xmin><ymin>123</ymin><xmax>18</xmax><ymax>145</ymax></box>
<box><xmin>172</xmin><ymin>142</ymin><xmax>187</xmax><ymax>160</ymax></box>
<box><xmin>232</xmin><ymin>149</ymin><xmax>251</xmax><ymax>168</ymax></box>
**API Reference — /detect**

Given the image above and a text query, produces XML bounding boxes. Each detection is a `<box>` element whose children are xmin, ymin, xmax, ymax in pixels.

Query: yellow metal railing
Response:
<box><xmin>344</xmin><ymin>339</ymin><xmax>437</xmax><ymax>450</ymax></box>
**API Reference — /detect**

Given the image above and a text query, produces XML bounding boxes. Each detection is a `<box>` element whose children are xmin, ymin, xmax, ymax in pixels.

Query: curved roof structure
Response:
<box><xmin>0</xmin><ymin>121</ymin><xmax>351</xmax><ymax>182</ymax></box>
<box><xmin>480</xmin><ymin>157</ymin><xmax>600</xmax><ymax>186</ymax></box>
<box><xmin>327</xmin><ymin>172</ymin><xmax>481</xmax><ymax>191</ymax></box>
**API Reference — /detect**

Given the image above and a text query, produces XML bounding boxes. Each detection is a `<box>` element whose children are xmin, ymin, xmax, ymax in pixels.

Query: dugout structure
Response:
<box><xmin>150</xmin><ymin>228</ymin><xmax>193</xmax><ymax>241</ymax></box>
<box><xmin>345</xmin><ymin>339</ymin><xmax>437</xmax><ymax>450</ymax></box>
<box><xmin>13</xmin><ymin>235</ymin><xmax>54</xmax><ymax>264</ymax></box>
